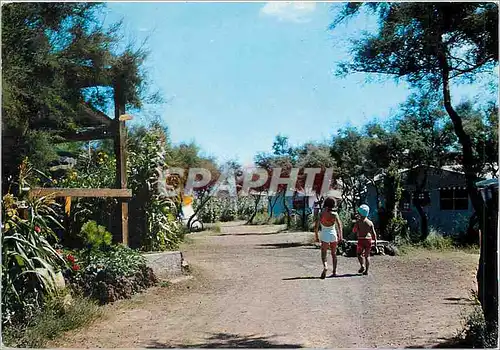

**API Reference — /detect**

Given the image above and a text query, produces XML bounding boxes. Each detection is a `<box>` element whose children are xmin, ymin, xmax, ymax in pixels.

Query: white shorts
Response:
<box><xmin>319</xmin><ymin>225</ymin><xmax>338</xmax><ymax>243</ymax></box>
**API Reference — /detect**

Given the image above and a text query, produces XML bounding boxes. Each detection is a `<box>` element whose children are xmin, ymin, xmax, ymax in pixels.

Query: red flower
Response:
<box><xmin>34</xmin><ymin>226</ymin><xmax>41</xmax><ymax>233</ymax></box>
<box><xmin>71</xmin><ymin>264</ymin><xmax>80</xmax><ymax>271</ymax></box>
<box><xmin>66</xmin><ymin>254</ymin><xmax>75</xmax><ymax>263</ymax></box>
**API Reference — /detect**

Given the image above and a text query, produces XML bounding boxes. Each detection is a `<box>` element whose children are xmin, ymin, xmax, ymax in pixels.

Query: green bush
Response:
<box><xmin>2</xmin><ymin>161</ymin><xmax>67</xmax><ymax>326</ymax></box>
<box><xmin>127</xmin><ymin>124</ymin><xmax>183</xmax><ymax>251</ymax></box>
<box><xmin>250</xmin><ymin>212</ymin><xmax>271</xmax><ymax>225</ymax></box>
<box><xmin>3</xmin><ymin>293</ymin><xmax>101</xmax><ymax>348</ymax></box>
<box><xmin>79</xmin><ymin>220</ymin><xmax>112</xmax><ymax>249</ymax></box>
<box><xmin>197</xmin><ymin>198</ymin><xmax>223</xmax><ymax>223</ymax></box>
<box><xmin>220</xmin><ymin>204</ymin><xmax>236</xmax><ymax>222</ymax></box>
<box><xmin>338</xmin><ymin>210</ymin><xmax>355</xmax><ymax>240</ymax></box>
<box><xmin>421</xmin><ymin>229</ymin><xmax>454</xmax><ymax>250</ymax></box>
<box><xmin>212</xmin><ymin>222</ymin><xmax>222</xmax><ymax>233</ymax></box>
<box><xmin>196</xmin><ymin>198</ymin><xmax>237</xmax><ymax>223</ymax></box>
<box><xmin>386</xmin><ymin>215</ymin><xmax>409</xmax><ymax>241</ymax></box>
<box><xmin>236</xmin><ymin>196</ymin><xmax>267</xmax><ymax>221</ymax></box>
<box><xmin>271</xmin><ymin>215</ymin><xmax>286</xmax><ymax>225</ymax></box>
<box><xmin>57</xmin><ymin>125</ymin><xmax>183</xmax><ymax>251</ymax></box>
<box><xmin>66</xmin><ymin>245</ymin><xmax>157</xmax><ymax>304</ymax></box>
<box><xmin>453</xmin><ymin>292</ymin><xmax>498</xmax><ymax>348</ymax></box>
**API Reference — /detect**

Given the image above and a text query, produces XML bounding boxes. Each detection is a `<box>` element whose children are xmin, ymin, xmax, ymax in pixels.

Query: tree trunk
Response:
<box><xmin>382</xmin><ymin>170</ymin><xmax>401</xmax><ymax>240</ymax></box>
<box><xmin>415</xmin><ymin>168</ymin><xmax>430</xmax><ymax>241</ymax></box>
<box><xmin>465</xmin><ymin>211</ymin><xmax>480</xmax><ymax>245</ymax></box>
<box><xmin>438</xmin><ymin>46</ymin><xmax>495</xmax><ymax>341</ymax></box>
<box><xmin>415</xmin><ymin>202</ymin><xmax>429</xmax><ymax>240</ymax></box>
<box><xmin>268</xmin><ymin>195</ymin><xmax>279</xmax><ymax>219</ymax></box>
<box><xmin>246</xmin><ymin>194</ymin><xmax>262</xmax><ymax>225</ymax></box>
<box><xmin>283</xmin><ymin>192</ymin><xmax>291</xmax><ymax>228</ymax></box>
<box><xmin>476</xmin><ymin>186</ymin><xmax>498</xmax><ymax>344</ymax></box>
<box><xmin>301</xmin><ymin>196</ymin><xmax>308</xmax><ymax>230</ymax></box>
<box><xmin>187</xmin><ymin>192</ymin><xmax>211</xmax><ymax>229</ymax></box>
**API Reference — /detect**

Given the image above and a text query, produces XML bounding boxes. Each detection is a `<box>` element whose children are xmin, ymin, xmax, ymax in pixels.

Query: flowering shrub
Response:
<box><xmin>196</xmin><ymin>198</ymin><xmax>238</xmax><ymax>223</ymax></box>
<box><xmin>64</xmin><ymin>245</ymin><xmax>157</xmax><ymax>304</ymax></box>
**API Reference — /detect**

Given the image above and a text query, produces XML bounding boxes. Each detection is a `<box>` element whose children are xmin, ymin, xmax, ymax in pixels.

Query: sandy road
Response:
<box><xmin>53</xmin><ymin>222</ymin><xmax>478</xmax><ymax>348</ymax></box>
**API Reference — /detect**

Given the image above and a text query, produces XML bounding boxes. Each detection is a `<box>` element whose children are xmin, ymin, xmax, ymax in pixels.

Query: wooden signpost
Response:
<box><xmin>29</xmin><ymin>82</ymin><xmax>133</xmax><ymax>246</ymax></box>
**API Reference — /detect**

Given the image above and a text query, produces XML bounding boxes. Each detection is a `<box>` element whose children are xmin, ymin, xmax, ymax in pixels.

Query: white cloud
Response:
<box><xmin>260</xmin><ymin>2</ymin><xmax>317</xmax><ymax>23</ymax></box>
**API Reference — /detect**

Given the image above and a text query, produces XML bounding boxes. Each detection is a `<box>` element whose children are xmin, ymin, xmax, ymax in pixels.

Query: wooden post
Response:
<box><xmin>114</xmin><ymin>82</ymin><xmax>129</xmax><ymax>246</ymax></box>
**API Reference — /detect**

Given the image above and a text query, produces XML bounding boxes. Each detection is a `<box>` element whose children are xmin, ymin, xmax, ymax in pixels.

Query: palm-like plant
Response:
<box><xmin>2</xmin><ymin>159</ymin><xmax>66</xmax><ymax>325</ymax></box>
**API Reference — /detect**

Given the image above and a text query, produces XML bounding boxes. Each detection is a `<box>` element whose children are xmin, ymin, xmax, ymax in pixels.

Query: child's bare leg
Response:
<box><xmin>320</xmin><ymin>242</ymin><xmax>328</xmax><ymax>278</ymax></box>
<box><xmin>330</xmin><ymin>243</ymin><xmax>337</xmax><ymax>275</ymax></box>
<box><xmin>365</xmin><ymin>250</ymin><xmax>370</xmax><ymax>273</ymax></box>
<box><xmin>357</xmin><ymin>252</ymin><xmax>365</xmax><ymax>272</ymax></box>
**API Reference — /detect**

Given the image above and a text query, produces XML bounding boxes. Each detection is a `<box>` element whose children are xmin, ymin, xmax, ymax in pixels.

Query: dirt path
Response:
<box><xmin>53</xmin><ymin>223</ymin><xmax>479</xmax><ymax>348</ymax></box>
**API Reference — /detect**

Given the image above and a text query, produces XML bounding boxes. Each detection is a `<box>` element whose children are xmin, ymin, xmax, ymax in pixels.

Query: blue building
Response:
<box><xmin>364</xmin><ymin>165</ymin><xmax>493</xmax><ymax>235</ymax></box>
<box><xmin>267</xmin><ymin>189</ymin><xmax>342</xmax><ymax>217</ymax></box>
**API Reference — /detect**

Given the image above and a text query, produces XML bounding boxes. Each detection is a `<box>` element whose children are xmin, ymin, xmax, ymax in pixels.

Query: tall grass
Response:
<box><xmin>3</xmin><ymin>293</ymin><xmax>102</xmax><ymax>348</ymax></box>
<box><xmin>397</xmin><ymin>228</ymin><xmax>455</xmax><ymax>254</ymax></box>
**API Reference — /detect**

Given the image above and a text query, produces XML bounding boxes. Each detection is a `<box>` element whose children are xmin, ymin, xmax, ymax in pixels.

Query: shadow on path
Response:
<box><xmin>282</xmin><ymin>276</ymin><xmax>322</xmax><ymax>281</ymax></box>
<box><xmin>283</xmin><ymin>273</ymin><xmax>362</xmax><ymax>281</ymax></box>
<box><xmin>442</xmin><ymin>297</ymin><xmax>474</xmax><ymax>306</ymax></box>
<box><xmin>146</xmin><ymin>333</ymin><xmax>303</xmax><ymax>348</ymax></box>
<box><xmin>331</xmin><ymin>273</ymin><xmax>362</xmax><ymax>278</ymax></box>
<box><xmin>405</xmin><ymin>336</ymin><xmax>467</xmax><ymax>349</ymax></box>
<box><xmin>218</xmin><ymin>232</ymin><xmax>282</xmax><ymax>237</ymax></box>
<box><xmin>257</xmin><ymin>242</ymin><xmax>313</xmax><ymax>249</ymax></box>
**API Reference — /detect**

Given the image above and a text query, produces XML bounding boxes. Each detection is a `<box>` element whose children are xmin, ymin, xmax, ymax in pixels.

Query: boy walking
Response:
<box><xmin>353</xmin><ymin>204</ymin><xmax>377</xmax><ymax>275</ymax></box>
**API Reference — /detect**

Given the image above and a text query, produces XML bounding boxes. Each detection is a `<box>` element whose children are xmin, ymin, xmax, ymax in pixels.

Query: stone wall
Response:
<box><xmin>142</xmin><ymin>251</ymin><xmax>188</xmax><ymax>279</ymax></box>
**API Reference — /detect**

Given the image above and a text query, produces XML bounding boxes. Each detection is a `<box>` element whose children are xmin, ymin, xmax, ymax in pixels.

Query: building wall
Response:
<box><xmin>365</xmin><ymin>168</ymin><xmax>475</xmax><ymax>235</ymax></box>
<box><xmin>400</xmin><ymin>189</ymin><xmax>473</xmax><ymax>235</ymax></box>
<box><xmin>268</xmin><ymin>193</ymin><xmax>315</xmax><ymax>217</ymax></box>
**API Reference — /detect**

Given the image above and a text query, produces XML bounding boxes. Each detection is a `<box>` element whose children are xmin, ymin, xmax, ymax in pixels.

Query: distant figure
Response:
<box><xmin>353</xmin><ymin>204</ymin><xmax>378</xmax><ymax>275</ymax></box>
<box><xmin>314</xmin><ymin>197</ymin><xmax>343</xmax><ymax>279</ymax></box>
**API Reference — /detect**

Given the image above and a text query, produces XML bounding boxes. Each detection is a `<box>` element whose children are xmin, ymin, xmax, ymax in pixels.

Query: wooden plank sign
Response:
<box><xmin>29</xmin><ymin>188</ymin><xmax>132</xmax><ymax>198</ymax></box>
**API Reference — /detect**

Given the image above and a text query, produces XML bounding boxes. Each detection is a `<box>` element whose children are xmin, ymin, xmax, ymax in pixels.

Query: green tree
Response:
<box><xmin>330</xmin><ymin>127</ymin><xmax>369</xmax><ymax>213</ymax></box>
<box><xmin>2</xmin><ymin>2</ymin><xmax>152</xmax><ymax>192</ymax></box>
<box><xmin>394</xmin><ymin>92</ymin><xmax>451</xmax><ymax>240</ymax></box>
<box><xmin>331</xmin><ymin>2</ymin><xmax>498</xmax><ymax>340</ymax></box>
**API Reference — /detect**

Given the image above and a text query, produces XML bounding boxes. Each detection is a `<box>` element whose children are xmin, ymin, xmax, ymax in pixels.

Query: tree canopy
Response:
<box><xmin>2</xmin><ymin>2</ymin><xmax>154</xmax><ymax>191</ymax></box>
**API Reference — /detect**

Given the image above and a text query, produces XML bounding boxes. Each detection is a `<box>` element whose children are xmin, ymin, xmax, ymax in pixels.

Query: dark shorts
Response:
<box><xmin>357</xmin><ymin>238</ymin><xmax>372</xmax><ymax>256</ymax></box>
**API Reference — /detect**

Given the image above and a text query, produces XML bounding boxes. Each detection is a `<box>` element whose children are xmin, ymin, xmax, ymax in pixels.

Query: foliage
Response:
<box><xmin>454</xmin><ymin>292</ymin><xmax>498</xmax><ymax>348</ymax></box>
<box><xmin>396</xmin><ymin>228</ymin><xmax>456</xmax><ymax>253</ymax></box>
<box><xmin>2</xmin><ymin>160</ymin><xmax>66</xmax><ymax>326</ymax></box>
<box><xmin>76</xmin><ymin>245</ymin><xmax>146</xmax><ymax>280</ymax></box>
<box><xmin>271</xmin><ymin>215</ymin><xmax>286</xmax><ymax>225</ymax></box>
<box><xmin>56</xmin><ymin>147</ymin><xmax>118</xmax><ymax>248</ymax></box>
<box><xmin>338</xmin><ymin>210</ymin><xmax>355</xmax><ymax>240</ymax></box>
<box><xmin>3</xmin><ymin>293</ymin><xmax>102</xmax><ymax>348</ymax></box>
<box><xmin>79</xmin><ymin>220</ymin><xmax>112</xmax><ymax>249</ymax></box>
<box><xmin>65</xmin><ymin>245</ymin><xmax>157</xmax><ymax>304</ymax></box>
<box><xmin>449</xmin><ymin>101</ymin><xmax>499</xmax><ymax>178</ymax></box>
<box><xmin>2</xmin><ymin>2</ymin><xmax>155</xmax><ymax>192</ymax></box>
<box><xmin>420</xmin><ymin>229</ymin><xmax>454</xmax><ymax>250</ymax></box>
<box><xmin>196</xmin><ymin>198</ymin><xmax>237</xmax><ymax>223</ymax></box>
<box><xmin>236</xmin><ymin>196</ymin><xmax>257</xmax><ymax>220</ymax></box>
<box><xmin>331</xmin><ymin>127</ymin><xmax>369</xmax><ymax>211</ymax></box>
<box><xmin>249</xmin><ymin>212</ymin><xmax>272</xmax><ymax>226</ymax></box>
<box><xmin>211</xmin><ymin>223</ymin><xmax>222</xmax><ymax>233</ymax></box>
<box><xmin>331</xmin><ymin>3</ymin><xmax>497</xmax><ymax>87</ymax></box>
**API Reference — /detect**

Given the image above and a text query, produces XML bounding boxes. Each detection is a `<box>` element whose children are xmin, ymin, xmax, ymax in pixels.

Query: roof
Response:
<box><xmin>476</xmin><ymin>178</ymin><xmax>499</xmax><ymax>189</ymax></box>
<box><xmin>373</xmin><ymin>165</ymin><xmax>465</xmax><ymax>183</ymax></box>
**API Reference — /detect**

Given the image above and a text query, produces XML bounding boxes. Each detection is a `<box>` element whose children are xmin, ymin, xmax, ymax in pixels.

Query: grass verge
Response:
<box><xmin>3</xmin><ymin>293</ymin><xmax>102</xmax><ymax>348</ymax></box>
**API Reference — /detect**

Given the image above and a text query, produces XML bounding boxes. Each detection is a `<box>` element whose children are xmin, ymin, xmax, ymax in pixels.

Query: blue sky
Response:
<box><xmin>101</xmin><ymin>2</ymin><xmax>498</xmax><ymax>166</ymax></box>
